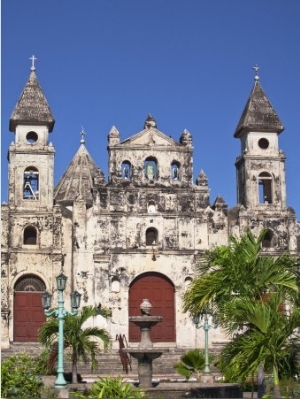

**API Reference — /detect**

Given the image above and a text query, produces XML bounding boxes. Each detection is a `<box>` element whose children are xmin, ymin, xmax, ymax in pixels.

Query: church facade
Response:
<box><xmin>1</xmin><ymin>64</ymin><xmax>299</xmax><ymax>349</ymax></box>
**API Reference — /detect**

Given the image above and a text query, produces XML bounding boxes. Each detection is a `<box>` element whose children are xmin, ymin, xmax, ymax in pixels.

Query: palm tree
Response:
<box><xmin>183</xmin><ymin>229</ymin><xmax>298</xmax><ymax>326</ymax></box>
<box><xmin>217</xmin><ymin>293</ymin><xmax>300</xmax><ymax>398</ymax></box>
<box><xmin>174</xmin><ymin>349</ymin><xmax>214</xmax><ymax>380</ymax></box>
<box><xmin>38</xmin><ymin>306</ymin><xmax>111</xmax><ymax>383</ymax></box>
<box><xmin>183</xmin><ymin>229</ymin><xmax>299</xmax><ymax>397</ymax></box>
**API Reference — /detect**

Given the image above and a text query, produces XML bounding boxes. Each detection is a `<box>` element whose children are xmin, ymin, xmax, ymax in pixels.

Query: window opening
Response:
<box><xmin>26</xmin><ymin>131</ymin><xmax>38</xmax><ymax>144</ymax></box>
<box><xmin>23</xmin><ymin>167</ymin><xmax>39</xmax><ymax>200</ymax></box>
<box><xmin>23</xmin><ymin>226</ymin><xmax>37</xmax><ymax>245</ymax></box>
<box><xmin>262</xmin><ymin>230</ymin><xmax>274</xmax><ymax>248</ymax></box>
<box><xmin>258</xmin><ymin>172</ymin><xmax>272</xmax><ymax>204</ymax></box>
<box><xmin>144</xmin><ymin>158</ymin><xmax>157</xmax><ymax>180</ymax></box>
<box><xmin>258</xmin><ymin>138</ymin><xmax>269</xmax><ymax>149</ymax></box>
<box><xmin>171</xmin><ymin>162</ymin><xmax>180</xmax><ymax>180</ymax></box>
<box><xmin>121</xmin><ymin>161</ymin><xmax>131</xmax><ymax>179</ymax></box>
<box><xmin>146</xmin><ymin>228</ymin><xmax>157</xmax><ymax>246</ymax></box>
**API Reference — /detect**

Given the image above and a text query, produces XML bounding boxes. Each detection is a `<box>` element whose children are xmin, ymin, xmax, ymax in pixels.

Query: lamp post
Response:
<box><xmin>41</xmin><ymin>271</ymin><xmax>81</xmax><ymax>389</ymax></box>
<box><xmin>193</xmin><ymin>307</ymin><xmax>218</xmax><ymax>377</ymax></box>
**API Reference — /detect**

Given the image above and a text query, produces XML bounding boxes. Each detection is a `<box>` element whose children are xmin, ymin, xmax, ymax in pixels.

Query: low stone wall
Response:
<box><xmin>41</xmin><ymin>376</ymin><xmax>242</xmax><ymax>399</ymax></box>
<box><xmin>145</xmin><ymin>382</ymin><xmax>242</xmax><ymax>399</ymax></box>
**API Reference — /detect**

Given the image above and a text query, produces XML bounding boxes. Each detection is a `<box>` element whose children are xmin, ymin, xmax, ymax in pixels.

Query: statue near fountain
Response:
<box><xmin>123</xmin><ymin>299</ymin><xmax>164</xmax><ymax>388</ymax></box>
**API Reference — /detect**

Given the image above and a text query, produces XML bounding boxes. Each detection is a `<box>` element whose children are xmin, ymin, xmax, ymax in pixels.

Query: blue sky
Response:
<box><xmin>2</xmin><ymin>1</ymin><xmax>300</xmax><ymax>218</ymax></box>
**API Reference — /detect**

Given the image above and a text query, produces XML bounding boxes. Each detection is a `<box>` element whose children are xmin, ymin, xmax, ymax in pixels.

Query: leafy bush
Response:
<box><xmin>1</xmin><ymin>352</ymin><xmax>43</xmax><ymax>398</ymax></box>
<box><xmin>174</xmin><ymin>349</ymin><xmax>214</xmax><ymax>380</ymax></box>
<box><xmin>35</xmin><ymin>348</ymin><xmax>56</xmax><ymax>375</ymax></box>
<box><xmin>71</xmin><ymin>375</ymin><xmax>145</xmax><ymax>398</ymax></box>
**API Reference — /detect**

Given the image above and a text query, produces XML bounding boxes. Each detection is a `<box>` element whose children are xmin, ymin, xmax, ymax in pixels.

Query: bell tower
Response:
<box><xmin>234</xmin><ymin>67</ymin><xmax>286</xmax><ymax>211</ymax></box>
<box><xmin>8</xmin><ymin>56</ymin><xmax>55</xmax><ymax>210</ymax></box>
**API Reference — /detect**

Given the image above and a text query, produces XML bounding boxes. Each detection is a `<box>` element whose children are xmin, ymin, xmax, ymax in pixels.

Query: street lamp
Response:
<box><xmin>193</xmin><ymin>306</ymin><xmax>218</xmax><ymax>376</ymax></box>
<box><xmin>41</xmin><ymin>271</ymin><xmax>81</xmax><ymax>389</ymax></box>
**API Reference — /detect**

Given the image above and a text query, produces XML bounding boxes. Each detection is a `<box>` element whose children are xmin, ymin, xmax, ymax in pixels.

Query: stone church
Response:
<box><xmin>1</xmin><ymin>63</ymin><xmax>299</xmax><ymax>350</ymax></box>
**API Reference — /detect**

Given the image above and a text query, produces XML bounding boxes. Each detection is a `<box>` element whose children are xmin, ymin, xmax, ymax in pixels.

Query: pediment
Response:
<box><xmin>120</xmin><ymin>127</ymin><xmax>179</xmax><ymax>147</ymax></box>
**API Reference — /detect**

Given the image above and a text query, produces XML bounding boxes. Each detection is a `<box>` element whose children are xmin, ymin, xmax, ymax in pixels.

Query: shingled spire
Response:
<box><xmin>9</xmin><ymin>59</ymin><xmax>55</xmax><ymax>132</ymax></box>
<box><xmin>54</xmin><ymin>135</ymin><xmax>105</xmax><ymax>208</ymax></box>
<box><xmin>234</xmin><ymin>73</ymin><xmax>284</xmax><ymax>138</ymax></box>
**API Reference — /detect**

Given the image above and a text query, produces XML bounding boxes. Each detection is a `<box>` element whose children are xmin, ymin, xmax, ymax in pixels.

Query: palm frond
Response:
<box><xmin>38</xmin><ymin>305</ymin><xmax>111</xmax><ymax>382</ymax></box>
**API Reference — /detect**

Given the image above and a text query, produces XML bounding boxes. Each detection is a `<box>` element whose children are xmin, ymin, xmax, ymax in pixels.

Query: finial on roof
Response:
<box><xmin>30</xmin><ymin>55</ymin><xmax>37</xmax><ymax>71</ymax></box>
<box><xmin>253</xmin><ymin>65</ymin><xmax>260</xmax><ymax>81</ymax></box>
<box><xmin>80</xmin><ymin>127</ymin><xmax>86</xmax><ymax>144</ymax></box>
<box><xmin>144</xmin><ymin>114</ymin><xmax>157</xmax><ymax>129</ymax></box>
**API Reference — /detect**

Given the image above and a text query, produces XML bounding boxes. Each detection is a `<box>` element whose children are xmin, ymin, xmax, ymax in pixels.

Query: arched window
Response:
<box><xmin>262</xmin><ymin>230</ymin><xmax>274</xmax><ymax>248</ymax></box>
<box><xmin>23</xmin><ymin>226</ymin><xmax>38</xmax><ymax>245</ymax></box>
<box><xmin>121</xmin><ymin>161</ymin><xmax>131</xmax><ymax>179</ymax></box>
<box><xmin>23</xmin><ymin>167</ymin><xmax>39</xmax><ymax>200</ymax></box>
<box><xmin>258</xmin><ymin>172</ymin><xmax>272</xmax><ymax>204</ymax></box>
<box><xmin>144</xmin><ymin>157</ymin><xmax>157</xmax><ymax>180</ymax></box>
<box><xmin>171</xmin><ymin>161</ymin><xmax>180</xmax><ymax>180</ymax></box>
<box><xmin>146</xmin><ymin>228</ymin><xmax>158</xmax><ymax>246</ymax></box>
<box><xmin>14</xmin><ymin>274</ymin><xmax>46</xmax><ymax>291</ymax></box>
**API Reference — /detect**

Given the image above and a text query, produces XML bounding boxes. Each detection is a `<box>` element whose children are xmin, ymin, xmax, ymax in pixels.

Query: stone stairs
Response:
<box><xmin>1</xmin><ymin>343</ymin><xmax>222</xmax><ymax>379</ymax></box>
<box><xmin>1</xmin><ymin>342</ymin><xmax>44</xmax><ymax>359</ymax></box>
<box><xmin>1</xmin><ymin>343</ymin><xmax>184</xmax><ymax>377</ymax></box>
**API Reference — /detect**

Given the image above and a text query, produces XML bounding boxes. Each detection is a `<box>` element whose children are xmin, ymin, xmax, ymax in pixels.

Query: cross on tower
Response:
<box><xmin>80</xmin><ymin>127</ymin><xmax>86</xmax><ymax>144</ymax></box>
<box><xmin>253</xmin><ymin>65</ymin><xmax>260</xmax><ymax>81</ymax></box>
<box><xmin>30</xmin><ymin>55</ymin><xmax>37</xmax><ymax>71</ymax></box>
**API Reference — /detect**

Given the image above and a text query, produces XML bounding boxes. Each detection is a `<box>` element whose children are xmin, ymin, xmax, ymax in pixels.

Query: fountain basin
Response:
<box><xmin>123</xmin><ymin>348</ymin><xmax>163</xmax><ymax>361</ymax></box>
<box><xmin>122</xmin><ymin>348</ymin><xmax>164</xmax><ymax>388</ymax></box>
<box><xmin>126</xmin><ymin>300</ymin><xmax>165</xmax><ymax>388</ymax></box>
<box><xmin>129</xmin><ymin>315</ymin><xmax>162</xmax><ymax>348</ymax></box>
<box><xmin>129</xmin><ymin>315</ymin><xmax>163</xmax><ymax>326</ymax></box>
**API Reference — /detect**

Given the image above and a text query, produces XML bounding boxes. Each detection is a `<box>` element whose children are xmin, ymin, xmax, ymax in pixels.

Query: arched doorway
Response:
<box><xmin>129</xmin><ymin>272</ymin><xmax>176</xmax><ymax>342</ymax></box>
<box><xmin>14</xmin><ymin>274</ymin><xmax>46</xmax><ymax>342</ymax></box>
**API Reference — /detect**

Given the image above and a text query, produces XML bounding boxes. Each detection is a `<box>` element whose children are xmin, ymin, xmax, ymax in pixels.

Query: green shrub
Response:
<box><xmin>71</xmin><ymin>375</ymin><xmax>145</xmax><ymax>398</ymax></box>
<box><xmin>1</xmin><ymin>352</ymin><xmax>42</xmax><ymax>398</ymax></box>
<box><xmin>35</xmin><ymin>348</ymin><xmax>56</xmax><ymax>375</ymax></box>
<box><xmin>174</xmin><ymin>349</ymin><xmax>214</xmax><ymax>380</ymax></box>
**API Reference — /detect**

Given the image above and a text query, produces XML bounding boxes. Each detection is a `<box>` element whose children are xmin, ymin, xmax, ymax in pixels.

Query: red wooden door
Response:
<box><xmin>14</xmin><ymin>292</ymin><xmax>46</xmax><ymax>342</ymax></box>
<box><xmin>129</xmin><ymin>273</ymin><xmax>175</xmax><ymax>342</ymax></box>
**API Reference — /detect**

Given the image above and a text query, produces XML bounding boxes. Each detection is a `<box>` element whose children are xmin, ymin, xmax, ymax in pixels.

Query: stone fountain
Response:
<box><xmin>123</xmin><ymin>299</ymin><xmax>164</xmax><ymax>388</ymax></box>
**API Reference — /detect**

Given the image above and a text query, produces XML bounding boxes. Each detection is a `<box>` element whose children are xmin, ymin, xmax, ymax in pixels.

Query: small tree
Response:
<box><xmin>38</xmin><ymin>305</ymin><xmax>111</xmax><ymax>383</ymax></box>
<box><xmin>174</xmin><ymin>349</ymin><xmax>214</xmax><ymax>380</ymax></box>
<box><xmin>183</xmin><ymin>229</ymin><xmax>300</xmax><ymax>397</ymax></box>
<box><xmin>1</xmin><ymin>352</ymin><xmax>43</xmax><ymax>398</ymax></box>
<box><xmin>218</xmin><ymin>293</ymin><xmax>300</xmax><ymax>398</ymax></box>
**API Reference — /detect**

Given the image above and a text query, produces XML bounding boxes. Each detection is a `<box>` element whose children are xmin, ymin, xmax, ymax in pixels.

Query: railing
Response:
<box><xmin>116</xmin><ymin>334</ymin><xmax>132</xmax><ymax>374</ymax></box>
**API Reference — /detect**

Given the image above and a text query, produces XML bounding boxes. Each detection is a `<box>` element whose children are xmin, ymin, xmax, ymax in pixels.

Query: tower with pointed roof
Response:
<box><xmin>8</xmin><ymin>59</ymin><xmax>55</xmax><ymax>209</ymax></box>
<box><xmin>234</xmin><ymin>70</ymin><xmax>285</xmax><ymax>210</ymax></box>
<box><xmin>1</xmin><ymin>59</ymin><xmax>64</xmax><ymax>347</ymax></box>
<box><xmin>229</xmin><ymin>68</ymin><xmax>298</xmax><ymax>254</ymax></box>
